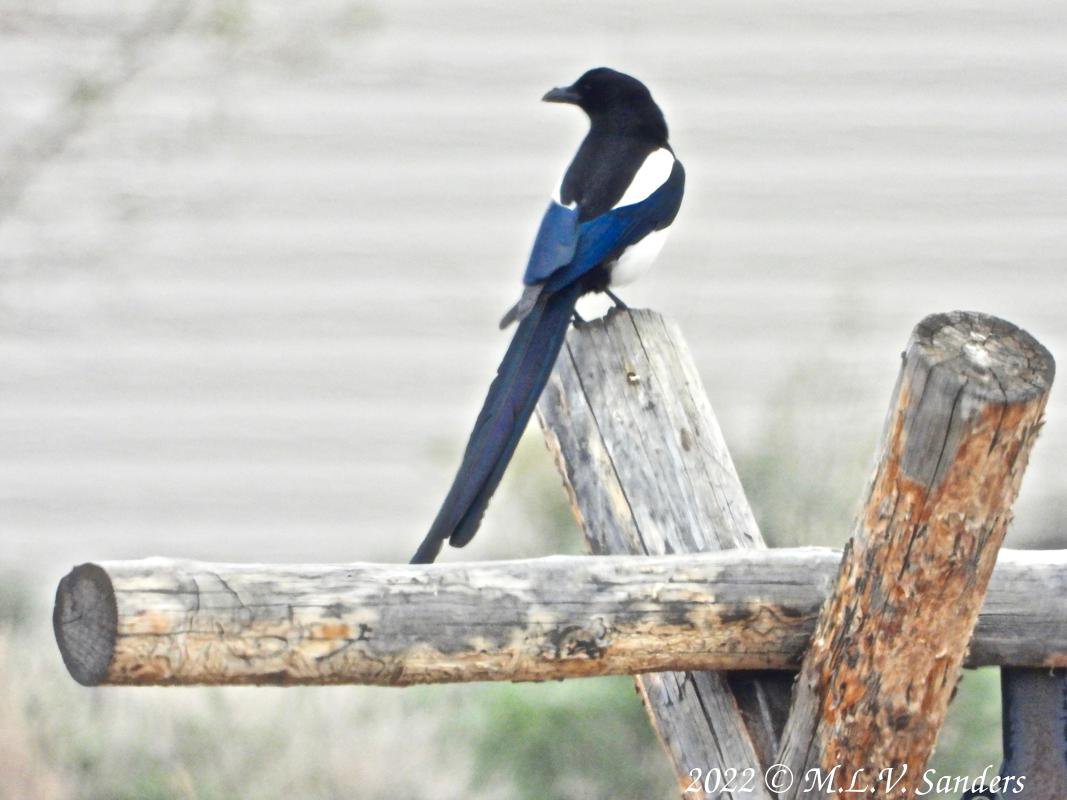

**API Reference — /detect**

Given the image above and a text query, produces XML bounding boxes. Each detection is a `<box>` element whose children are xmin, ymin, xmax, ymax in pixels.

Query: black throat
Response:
<box><xmin>559</xmin><ymin>109</ymin><xmax>670</xmax><ymax>222</ymax></box>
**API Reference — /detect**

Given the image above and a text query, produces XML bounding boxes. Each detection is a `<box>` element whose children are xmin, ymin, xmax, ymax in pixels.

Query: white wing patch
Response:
<box><xmin>553</xmin><ymin>147</ymin><xmax>674</xmax><ymax>210</ymax></box>
<box><xmin>613</xmin><ymin>148</ymin><xmax>675</xmax><ymax>209</ymax></box>
<box><xmin>610</xmin><ymin>227</ymin><xmax>670</xmax><ymax>287</ymax></box>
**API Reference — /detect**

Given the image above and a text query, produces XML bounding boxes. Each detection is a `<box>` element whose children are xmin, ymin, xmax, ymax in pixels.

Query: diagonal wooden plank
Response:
<box><xmin>537</xmin><ymin>308</ymin><xmax>792</xmax><ymax>800</ymax></box>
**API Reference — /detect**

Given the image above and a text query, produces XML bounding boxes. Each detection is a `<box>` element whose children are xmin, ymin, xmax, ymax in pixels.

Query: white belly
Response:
<box><xmin>610</xmin><ymin>227</ymin><xmax>670</xmax><ymax>286</ymax></box>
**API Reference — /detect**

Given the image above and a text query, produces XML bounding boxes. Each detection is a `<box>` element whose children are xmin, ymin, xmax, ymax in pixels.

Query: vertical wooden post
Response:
<box><xmin>776</xmin><ymin>311</ymin><xmax>1054</xmax><ymax>799</ymax></box>
<box><xmin>538</xmin><ymin>309</ymin><xmax>794</xmax><ymax>800</ymax></box>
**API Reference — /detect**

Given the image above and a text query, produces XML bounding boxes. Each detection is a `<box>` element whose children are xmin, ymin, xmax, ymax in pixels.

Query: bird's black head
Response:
<box><xmin>543</xmin><ymin>68</ymin><xmax>668</xmax><ymax>143</ymax></box>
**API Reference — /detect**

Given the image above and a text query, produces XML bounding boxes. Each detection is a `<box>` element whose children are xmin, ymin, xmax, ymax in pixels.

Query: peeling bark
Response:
<box><xmin>777</xmin><ymin>311</ymin><xmax>1055</xmax><ymax>800</ymax></box>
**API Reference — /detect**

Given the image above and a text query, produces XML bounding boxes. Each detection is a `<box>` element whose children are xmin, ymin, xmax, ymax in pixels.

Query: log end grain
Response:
<box><xmin>900</xmin><ymin>311</ymin><xmax>1054</xmax><ymax>488</ymax></box>
<box><xmin>53</xmin><ymin>563</ymin><xmax>118</xmax><ymax>686</ymax></box>
<box><xmin>913</xmin><ymin>311</ymin><xmax>1054</xmax><ymax>403</ymax></box>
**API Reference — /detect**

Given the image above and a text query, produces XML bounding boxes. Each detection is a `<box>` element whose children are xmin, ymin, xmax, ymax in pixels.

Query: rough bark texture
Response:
<box><xmin>52</xmin><ymin>549</ymin><xmax>1067</xmax><ymax>687</ymax></box>
<box><xmin>537</xmin><ymin>308</ymin><xmax>792</xmax><ymax>800</ymax></box>
<box><xmin>777</xmin><ymin>311</ymin><xmax>1055</xmax><ymax>799</ymax></box>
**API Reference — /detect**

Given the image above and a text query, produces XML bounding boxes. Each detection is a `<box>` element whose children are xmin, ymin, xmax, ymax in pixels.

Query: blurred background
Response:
<box><xmin>2</xmin><ymin>0</ymin><xmax>1064</xmax><ymax>797</ymax></box>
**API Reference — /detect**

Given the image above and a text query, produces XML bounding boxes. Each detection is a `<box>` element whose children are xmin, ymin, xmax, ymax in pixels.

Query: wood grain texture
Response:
<box><xmin>777</xmin><ymin>311</ymin><xmax>1055</xmax><ymax>799</ymax></box>
<box><xmin>51</xmin><ymin>549</ymin><xmax>1067</xmax><ymax>687</ymax></box>
<box><xmin>537</xmin><ymin>308</ymin><xmax>791</xmax><ymax>800</ymax></box>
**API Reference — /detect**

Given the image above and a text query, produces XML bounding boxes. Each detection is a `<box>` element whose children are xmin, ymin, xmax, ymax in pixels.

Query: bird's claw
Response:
<box><xmin>604</xmin><ymin>289</ymin><xmax>629</xmax><ymax>310</ymax></box>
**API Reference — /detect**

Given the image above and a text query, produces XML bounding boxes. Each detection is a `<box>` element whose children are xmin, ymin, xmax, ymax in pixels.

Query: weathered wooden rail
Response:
<box><xmin>54</xmin><ymin>548</ymin><xmax>1067</xmax><ymax>686</ymax></box>
<box><xmin>53</xmin><ymin>308</ymin><xmax>1058</xmax><ymax>800</ymax></box>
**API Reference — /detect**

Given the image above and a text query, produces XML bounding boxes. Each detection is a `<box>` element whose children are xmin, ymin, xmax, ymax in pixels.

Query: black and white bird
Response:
<box><xmin>411</xmin><ymin>67</ymin><xmax>685</xmax><ymax>564</ymax></box>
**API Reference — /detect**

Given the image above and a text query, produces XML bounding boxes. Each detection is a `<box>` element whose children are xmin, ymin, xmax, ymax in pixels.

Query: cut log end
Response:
<box><xmin>53</xmin><ymin>563</ymin><xmax>118</xmax><ymax>686</ymax></box>
<box><xmin>898</xmin><ymin>311</ymin><xmax>1055</xmax><ymax>489</ymax></box>
<box><xmin>912</xmin><ymin>311</ymin><xmax>1055</xmax><ymax>403</ymax></box>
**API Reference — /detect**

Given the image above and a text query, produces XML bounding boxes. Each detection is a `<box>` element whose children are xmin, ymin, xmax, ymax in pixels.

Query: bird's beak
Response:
<box><xmin>542</xmin><ymin>85</ymin><xmax>581</xmax><ymax>105</ymax></box>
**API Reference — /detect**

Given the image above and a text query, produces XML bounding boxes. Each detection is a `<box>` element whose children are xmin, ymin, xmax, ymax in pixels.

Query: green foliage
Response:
<box><xmin>463</xmin><ymin>678</ymin><xmax>672</xmax><ymax>800</ymax></box>
<box><xmin>108</xmin><ymin>771</ymin><xmax>184</xmax><ymax>800</ymax></box>
<box><xmin>206</xmin><ymin>0</ymin><xmax>251</xmax><ymax>41</ymax></box>
<box><xmin>733</xmin><ymin>364</ymin><xmax>875</xmax><ymax>549</ymax></box>
<box><xmin>0</xmin><ymin>571</ymin><xmax>32</xmax><ymax>631</ymax></box>
<box><xmin>332</xmin><ymin>3</ymin><xmax>384</xmax><ymax>36</ymax></box>
<box><xmin>68</xmin><ymin>79</ymin><xmax>104</xmax><ymax>107</ymax></box>
<box><xmin>927</xmin><ymin>668</ymin><xmax>1002</xmax><ymax>798</ymax></box>
<box><xmin>509</xmin><ymin>432</ymin><xmax>583</xmax><ymax>555</ymax></box>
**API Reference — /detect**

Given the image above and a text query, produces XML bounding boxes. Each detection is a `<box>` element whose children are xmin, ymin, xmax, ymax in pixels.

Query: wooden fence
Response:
<box><xmin>54</xmin><ymin>309</ymin><xmax>1064</xmax><ymax>799</ymax></box>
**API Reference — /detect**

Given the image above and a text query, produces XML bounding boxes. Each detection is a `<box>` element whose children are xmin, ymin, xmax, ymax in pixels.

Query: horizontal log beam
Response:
<box><xmin>54</xmin><ymin>547</ymin><xmax>1067</xmax><ymax>686</ymax></box>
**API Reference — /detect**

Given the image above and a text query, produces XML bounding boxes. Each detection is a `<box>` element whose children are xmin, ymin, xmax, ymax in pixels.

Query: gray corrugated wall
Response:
<box><xmin>2</xmin><ymin>0</ymin><xmax>1065</xmax><ymax>569</ymax></box>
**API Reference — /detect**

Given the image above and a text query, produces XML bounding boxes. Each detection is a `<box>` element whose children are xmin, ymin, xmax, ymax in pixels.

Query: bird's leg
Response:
<box><xmin>571</xmin><ymin>310</ymin><xmax>587</xmax><ymax>326</ymax></box>
<box><xmin>604</xmin><ymin>288</ymin><xmax>629</xmax><ymax>310</ymax></box>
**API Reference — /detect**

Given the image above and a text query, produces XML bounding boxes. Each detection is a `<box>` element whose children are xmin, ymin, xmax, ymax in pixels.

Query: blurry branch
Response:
<box><xmin>0</xmin><ymin>0</ymin><xmax>193</xmax><ymax>226</ymax></box>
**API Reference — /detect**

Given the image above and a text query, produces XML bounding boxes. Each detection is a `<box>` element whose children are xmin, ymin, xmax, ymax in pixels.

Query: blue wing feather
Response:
<box><xmin>544</xmin><ymin>160</ymin><xmax>684</xmax><ymax>292</ymax></box>
<box><xmin>523</xmin><ymin>161</ymin><xmax>684</xmax><ymax>290</ymax></box>
<box><xmin>521</xmin><ymin>202</ymin><xmax>580</xmax><ymax>285</ymax></box>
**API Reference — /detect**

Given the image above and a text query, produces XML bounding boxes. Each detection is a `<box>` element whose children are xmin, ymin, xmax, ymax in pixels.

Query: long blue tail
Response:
<box><xmin>411</xmin><ymin>282</ymin><xmax>582</xmax><ymax>564</ymax></box>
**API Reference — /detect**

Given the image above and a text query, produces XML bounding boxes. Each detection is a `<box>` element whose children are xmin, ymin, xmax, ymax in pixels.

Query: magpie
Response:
<box><xmin>410</xmin><ymin>67</ymin><xmax>685</xmax><ymax>564</ymax></box>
